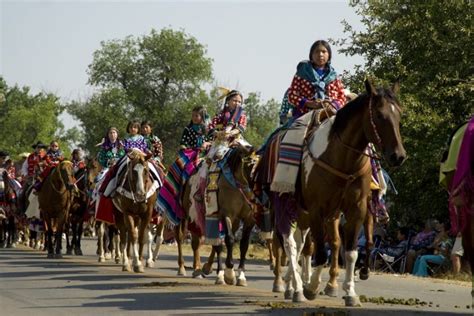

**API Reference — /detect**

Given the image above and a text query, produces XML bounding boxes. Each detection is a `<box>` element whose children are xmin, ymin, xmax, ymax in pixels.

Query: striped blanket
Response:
<box><xmin>158</xmin><ymin>149</ymin><xmax>202</xmax><ymax>226</ymax></box>
<box><xmin>271</xmin><ymin>111</ymin><xmax>317</xmax><ymax>193</ymax></box>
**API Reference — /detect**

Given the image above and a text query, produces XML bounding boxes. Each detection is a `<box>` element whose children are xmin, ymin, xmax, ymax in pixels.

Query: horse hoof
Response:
<box><xmin>284</xmin><ymin>289</ymin><xmax>295</xmax><ymax>300</ymax></box>
<box><xmin>133</xmin><ymin>265</ymin><xmax>144</xmax><ymax>273</ymax></box>
<box><xmin>324</xmin><ymin>284</ymin><xmax>338</xmax><ymax>297</ymax></box>
<box><xmin>115</xmin><ymin>257</ymin><xmax>121</xmax><ymax>264</ymax></box>
<box><xmin>236</xmin><ymin>278</ymin><xmax>247</xmax><ymax>287</ymax></box>
<box><xmin>192</xmin><ymin>270</ymin><xmax>204</xmax><ymax>278</ymax></box>
<box><xmin>177</xmin><ymin>266</ymin><xmax>186</xmax><ymax>276</ymax></box>
<box><xmin>215</xmin><ymin>277</ymin><xmax>225</xmax><ymax>285</ymax></box>
<box><xmin>55</xmin><ymin>253</ymin><xmax>63</xmax><ymax>259</ymax></box>
<box><xmin>202</xmin><ymin>263</ymin><xmax>213</xmax><ymax>275</ymax></box>
<box><xmin>122</xmin><ymin>265</ymin><xmax>132</xmax><ymax>272</ymax></box>
<box><xmin>146</xmin><ymin>260</ymin><xmax>154</xmax><ymax>268</ymax></box>
<box><xmin>74</xmin><ymin>248</ymin><xmax>83</xmax><ymax>256</ymax></box>
<box><xmin>293</xmin><ymin>291</ymin><xmax>306</xmax><ymax>303</ymax></box>
<box><xmin>47</xmin><ymin>253</ymin><xmax>54</xmax><ymax>259</ymax></box>
<box><xmin>66</xmin><ymin>249</ymin><xmax>73</xmax><ymax>255</ymax></box>
<box><xmin>273</xmin><ymin>284</ymin><xmax>285</xmax><ymax>293</ymax></box>
<box><xmin>343</xmin><ymin>295</ymin><xmax>362</xmax><ymax>307</ymax></box>
<box><xmin>224</xmin><ymin>269</ymin><xmax>236</xmax><ymax>285</ymax></box>
<box><xmin>303</xmin><ymin>287</ymin><xmax>318</xmax><ymax>301</ymax></box>
<box><xmin>98</xmin><ymin>256</ymin><xmax>105</xmax><ymax>263</ymax></box>
<box><xmin>359</xmin><ymin>268</ymin><xmax>370</xmax><ymax>280</ymax></box>
<box><xmin>105</xmin><ymin>252</ymin><xmax>112</xmax><ymax>260</ymax></box>
<box><xmin>270</xmin><ymin>263</ymin><xmax>275</xmax><ymax>271</ymax></box>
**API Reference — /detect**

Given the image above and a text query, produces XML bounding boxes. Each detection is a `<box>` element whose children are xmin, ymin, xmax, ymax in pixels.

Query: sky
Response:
<box><xmin>1</xmin><ymin>0</ymin><xmax>364</xmax><ymax>129</ymax></box>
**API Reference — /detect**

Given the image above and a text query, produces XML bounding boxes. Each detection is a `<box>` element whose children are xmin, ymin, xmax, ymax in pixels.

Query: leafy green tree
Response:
<box><xmin>244</xmin><ymin>92</ymin><xmax>280</xmax><ymax>148</ymax></box>
<box><xmin>334</xmin><ymin>1</ymin><xmax>473</xmax><ymax>226</ymax></box>
<box><xmin>69</xmin><ymin>28</ymin><xmax>213</xmax><ymax>161</ymax></box>
<box><xmin>0</xmin><ymin>77</ymin><xmax>74</xmax><ymax>158</ymax></box>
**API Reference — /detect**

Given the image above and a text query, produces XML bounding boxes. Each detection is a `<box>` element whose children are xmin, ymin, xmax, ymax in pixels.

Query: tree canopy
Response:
<box><xmin>0</xmin><ymin>77</ymin><xmax>77</xmax><ymax>158</ymax></box>
<box><xmin>335</xmin><ymin>1</ymin><xmax>473</xmax><ymax>227</ymax></box>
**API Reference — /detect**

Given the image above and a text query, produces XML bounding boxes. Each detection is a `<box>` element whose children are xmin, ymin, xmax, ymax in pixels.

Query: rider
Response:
<box><xmin>157</xmin><ymin>106</ymin><xmax>211</xmax><ymax>227</ymax></box>
<box><xmin>97</xmin><ymin>127</ymin><xmax>125</xmax><ymax>169</ymax></box>
<box><xmin>26</xmin><ymin>141</ymin><xmax>49</xmax><ymax>192</ymax></box>
<box><xmin>285</xmin><ymin>39</ymin><xmax>346</xmax><ymax>120</ymax></box>
<box><xmin>141</xmin><ymin>120</ymin><xmax>164</xmax><ymax>166</ymax></box>
<box><xmin>71</xmin><ymin>149</ymin><xmax>86</xmax><ymax>174</ymax></box>
<box><xmin>46</xmin><ymin>140</ymin><xmax>64</xmax><ymax>165</ymax></box>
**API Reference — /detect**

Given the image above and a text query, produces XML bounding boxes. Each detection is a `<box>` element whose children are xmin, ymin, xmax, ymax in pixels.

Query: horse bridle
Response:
<box><xmin>334</xmin><ymin>95</ymin><xmax>384</xmax><ymax>161</ymax></box>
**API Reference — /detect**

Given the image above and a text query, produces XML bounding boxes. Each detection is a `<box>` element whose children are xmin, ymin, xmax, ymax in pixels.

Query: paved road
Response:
<box><xmin>0</xmin><ymin>237</ymin><xmax>472</xmax><ymax>315</ymax></box>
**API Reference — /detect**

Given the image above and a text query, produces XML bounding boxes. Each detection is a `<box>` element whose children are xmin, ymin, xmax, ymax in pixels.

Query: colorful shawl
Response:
<box><xmin>295</xmin><ymin>61</ymin><xmax>337</xmax><ymax>100</ymax></box>
<box><xmin>158</xmin><ymin>148</ymin><xmax>202</xmax><ymax>226</ymax></box>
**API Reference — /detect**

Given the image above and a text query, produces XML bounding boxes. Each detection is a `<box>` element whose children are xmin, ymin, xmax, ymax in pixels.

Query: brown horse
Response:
<box><xmin>298</xmin><ymin>79</ymin><xmax>406</xmax><ymax>306</ymax></box>
<box><xmin>112</xmin><ymin>149</ymin><xmax>159</xmax><ymax>273</ymax></box>
<box><xmin>38</xmin><ymin>161</ymin><xmax>76</xmax><ymax>258</ymax></box>
<box><xmin>175</xmin><ymin>137</ymin><xmax>256</xmax><ymax>285</ymax></box>
<box><xmin>262</xmin><ymin>81</ymin><xmax>406</xmax><ymax>306</ymax></box>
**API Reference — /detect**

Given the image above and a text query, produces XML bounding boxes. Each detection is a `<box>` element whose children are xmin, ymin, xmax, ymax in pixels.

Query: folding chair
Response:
<box><xmin>372</xmin><ymin>232</ymin><xmax>414</xmax><ymax>274</ymax></box>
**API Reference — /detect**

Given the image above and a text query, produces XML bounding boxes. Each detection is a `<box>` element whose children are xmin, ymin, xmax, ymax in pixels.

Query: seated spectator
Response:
<box><xmin>405</xmin><ymin>219</ymin><xmax>438</xmax><ymax>273</ymax></box>
<box><xmin>450</xmin><ymin>232</ymin><xmax>464</xmax><ymax>275</ymax></box>
<box><xmin>412</xmin><ymin>222</ymin><xmax>452</xmax><ymax>277</ymax></box>
<box><xmin>370</xmin><ymin>227</ymin><xmax>409</xmax><ymax>268</ymax></box>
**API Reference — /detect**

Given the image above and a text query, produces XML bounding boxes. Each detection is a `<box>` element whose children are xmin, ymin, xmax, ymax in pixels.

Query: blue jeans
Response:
<box><xmin>412</xmin><ymin>254</ymin><xmax>445</xmax><ymax>277</ymax></box>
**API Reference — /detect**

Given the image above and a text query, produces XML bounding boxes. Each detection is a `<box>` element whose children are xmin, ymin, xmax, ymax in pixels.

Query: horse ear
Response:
<box><xmin>392</xmin><ymin>80</ymin><xmax>401</xmax><ymax>95</ymax></box>
<box><xmin>365</xmin><ymin>78</ymin><xmax>376</xmax><ymax>96</ymax></box>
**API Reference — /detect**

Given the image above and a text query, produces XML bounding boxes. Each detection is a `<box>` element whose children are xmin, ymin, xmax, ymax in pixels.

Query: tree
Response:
<box><xmin>334</xmin><ymin>1</ymin><xmax>473</xmax><ymax>226</ymax></box>
<box><xmin>0</xmin><ymin>77</ymin><xmax>74</xmax><ymax>157</ymax></box>
<box><xmin>68</xmin><ymin>28</ymin><xmax>214</xmax><ymax>161</ymax></box>
<box><xmin>244</xmin><ymin>92</ymin><xmax>280</xmax><ymax>148</ymax></box>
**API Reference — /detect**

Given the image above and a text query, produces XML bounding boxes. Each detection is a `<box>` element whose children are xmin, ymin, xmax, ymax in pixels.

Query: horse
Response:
<box><xmin>65</xmin><ymin>166</ymin><xmax>88</xmax><ymax>255</ymax></box>
<box><xmin>112</xmin><ymin>149</ymin><xmax>160</xmax><ymax>273</ymax></box>
<box><xmin>258</xmin><ymin>79</ymin><xmax>405</xmax><ymax>305</ymax></box>
<box><xmin>38</xmin><ymin>161</ymin><xmax>76</xmax><ymax>258</ymax></box>
<box><xmin>0</xmin><ymin>170</ymin><xmax>19</xmax><ymax>248</ymax></box>
<box><xmin>174</xmin><ymin>136</ymin><xmax>256</xmax><ymax>285</ymax></box>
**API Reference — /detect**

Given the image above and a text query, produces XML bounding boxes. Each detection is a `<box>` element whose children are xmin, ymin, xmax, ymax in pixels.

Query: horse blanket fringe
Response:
<box><xmin>271</xmin><ymin>111</ymin><xmax>317</xmax><ymax>193</ymax></box>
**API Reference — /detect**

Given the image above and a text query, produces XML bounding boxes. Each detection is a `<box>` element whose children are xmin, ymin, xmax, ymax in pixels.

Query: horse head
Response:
<box><xmin>363</xmin><ymin>79</ymin><xmax>407</xmax><ymax>167</ymax></box>
<box><xmin>57</xmin><ymin>161</ymin><xmax>76</xmax><ymax>191</ymax></box>
<box><xmin>127</xmin><ymin>149</ymin><xmax>149</xmax><ymax>202</ymax></box>
<box><xmin>227</xmin><ymin>137</ymin><xmax>255</xmax><ymax>184</ymax></box>
<box><xmin>86</xmin><ymin>157</ymin><xmax>101</xmax><ymax>191</ymax></box>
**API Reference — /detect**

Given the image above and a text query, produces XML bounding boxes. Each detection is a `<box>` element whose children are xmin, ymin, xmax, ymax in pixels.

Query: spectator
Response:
<box><xmin>450</xmin><ymin>232</ymin><xmax>464</xmax><ymax>275</ymax></box>
<box><xmin>412</xmin><ymin>222</ymin><xmax>452</xmax><ymax>277</ymax></box>
<box><xmin>370</xmin><ymin>227</ymin><xmax>409</xmax><ymax>268</ymax></box>
<box><xmin>405</xmin><ymin>219</ymin><xmax>438</xmax><ymax>273</ymax></box>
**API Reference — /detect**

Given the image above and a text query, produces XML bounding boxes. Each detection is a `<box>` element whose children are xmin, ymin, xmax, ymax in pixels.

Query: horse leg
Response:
<box><xmin>300</xmin><ymin>230</ymin><xmax>313</xmax><ymax>286</ymax></box>
<box><xmin>341</xmin><ymin>208</ymin><xmax>365</xmax><ymax>307</ymax></box>
<box><xmin>54</xmin><ymin>218</ymin><xmax>64</xmax><ymax>259</ymax></box>
<box><xmin>236</xmin><ymin>222</ymin><xmax>253</xmax><ymax>287</ymax></box>
<box><xmin>272</xmin><ymin>231</ymin><xmax>285</xmax><ymax>293</ymax></box>
<box><xmin>266</xmin><ymin>236</ymin><xmax>275</xmax><ymax>270</ymax></box>
<box><xmin>303</xmin><ymin>213</ymin><xmax>326</xmax><ymax>301</ymax></box>
<box><xmin>105</xmin><ymin>225</ymin><xmax>114</xmax><ymax>260</ymax></box>
<box><xmin>45</xmin><ymin>219</ymin><xmax>54</xmax><ymax>258</ymax></box>
<box><xmin>134</xmin><ymin>218</ymin><xmax>146</xmax><ymax>273</ymax></box>
<box><xmin>360</xmin><ymin>212</ymin><xmax>373</xmax><ymax>280</ymax></box>
<box><xmin>65</xmin><ymin>222</ymin><xmax>73</xmax><ymax>255</ymax></box>
<box><xmin>214</xmin><ymin>244</ymin><xmax>225</xmax><ymax>285</ymax></box>
<box><xmin>202</xmin><ymin>244</ymin><xmax>215</xmax><ymax>275</ymax></box>
<box><xmin>175</xmin><ymin>221</ymin><xmax>187</xmax><ymax>276</ymax></box>
<box><xmin>97</xmin><ymin>222</ymin><xmax>106</xmax><ymax>262</ymax></box>
<box><xmin>75</xmin><ymin>216</ymin><xmax>84</xmax><ymax>255</ymax></box>
<box><xmin>152</xmin><ymin>219</ymin><xmax>165</xmax><ymax>261</ymax></box>
<box><xmin>191</xmin><ymin>234</ymin><xmax>203</xmax><ymax>278</ymax></box>
<box><xmin>223</xmin><ymin>218</ymin><xmax>236</xmax><ymax>285</ymax></box>
<box><xmin>324</xmin><ymin>218</ymin><xmax>341</xmax><ymax>297</ymax></box>
<box><xmin>283</xmin><ymin>225</ymin><xmax>308</xmax><ymax>302</ymax></box>
<box><xmin>145</xmin><ymin>225</ymin><xmax>154</xmax><ymax>268</ymax></box>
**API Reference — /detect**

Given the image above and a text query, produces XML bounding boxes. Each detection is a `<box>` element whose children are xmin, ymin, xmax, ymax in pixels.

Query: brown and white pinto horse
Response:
<box><xmin>112</xmin><ymin>149</ymin><xmax>159</xmax><ymax>273</ymax></box>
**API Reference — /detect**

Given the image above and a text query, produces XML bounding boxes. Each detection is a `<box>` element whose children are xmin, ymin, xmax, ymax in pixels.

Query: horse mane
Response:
<box><xmin>226</xmin><ymin>148</ymin><xmax>242</xmax><ymax>175</ymax></box>
<box><xmin>329</xmin><ymin>87</ymin><xmax>399</xmax><ymax>140</ymax></box>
